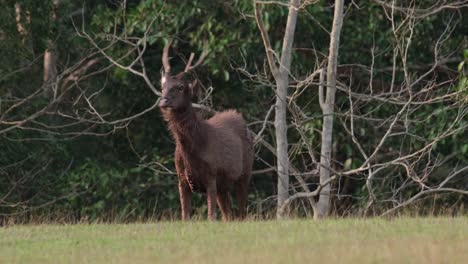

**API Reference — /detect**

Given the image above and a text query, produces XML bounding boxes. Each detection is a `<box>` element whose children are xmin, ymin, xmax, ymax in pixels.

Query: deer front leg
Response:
<box><xmin>206</xmin><ymin>181</ymin><xmax>217</xmax><ymax>221</ymax></box>
<box><xmin>178</xmin><ymin>180</ymin><xmax>192</xmax><ymax>221</ymax></box>
<box><xmin>175</xmin><ymin>153</ymin><xmax>191</xmax><ymax>220</ymax></box>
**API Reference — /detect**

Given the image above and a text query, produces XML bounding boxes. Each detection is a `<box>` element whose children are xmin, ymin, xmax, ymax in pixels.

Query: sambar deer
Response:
<box><xmin>158</xmin><ymin>40</ymin><xmax>253</xmax><ymax>221</ymax></box>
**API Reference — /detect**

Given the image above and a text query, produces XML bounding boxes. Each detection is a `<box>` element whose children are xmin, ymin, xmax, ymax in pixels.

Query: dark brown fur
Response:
<box><xmin>159</xmin><ymin>49</ymin><xmax>253</xmax><ymax>221</ymax></box>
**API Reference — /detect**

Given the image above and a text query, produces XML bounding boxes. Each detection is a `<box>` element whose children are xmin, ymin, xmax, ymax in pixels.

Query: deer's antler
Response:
<box><xmin>184</xmin><ymin>44</ymin><xmax>209</xmax><ymax>73</ymax></box>
<box><xmin>162</xmin><ymin>39</ymin><xmax>172</xmax><ymax>73</ymax></box>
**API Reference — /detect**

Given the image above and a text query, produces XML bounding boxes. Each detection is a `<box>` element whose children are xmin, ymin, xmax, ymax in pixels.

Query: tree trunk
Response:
<box><xmin>14</xmin><ymin>2</ymin><xmax>33</xmax><ymax>63</ymax></box>
<box><xmin>15</xmin><ymin>2</ymin><xmax>26</xmax><ymax>37</ymax></box>
<box><xmin>254</xmin><ymin>0</ymin><xmax>301</xmax><ymax>218</ymax></box>
<box><xmin>43</xmin><ymin>0</ymin><xmax>59</xmax><ymax>98</ymax></box>
<box><xmin>275</xmin><ymin>0</ymin><xmax>300</xmax><ymax>219</ymax></box>
<box><xmin>43</xmin><ymin>41</ymin><xmax>57</xmax><ymax>87</ymax></box>
<box><xmin>315</xmin><ymin>0</ymin><xmax>345</xmax><ymax>219</ymax></box>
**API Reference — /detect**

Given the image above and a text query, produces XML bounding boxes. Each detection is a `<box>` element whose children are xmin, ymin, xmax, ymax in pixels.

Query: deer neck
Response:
<box><xmin>163</xmin><ymin>106</ymin><xmax>204</xmax><ymax>152</ymax></box>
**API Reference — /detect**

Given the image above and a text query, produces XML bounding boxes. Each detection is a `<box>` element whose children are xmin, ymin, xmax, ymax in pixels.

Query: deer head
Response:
<box><xmin>159</xmin><ymin>39</ymin><xmax>208</xmax><ymax>110</ymax></box>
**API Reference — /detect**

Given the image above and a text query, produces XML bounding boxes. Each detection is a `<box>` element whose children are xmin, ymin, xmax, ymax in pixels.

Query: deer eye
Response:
<box><xmin>177</xmin><ymin>86</ymin><xmax>184</xmax><ymax>92</ymax></box>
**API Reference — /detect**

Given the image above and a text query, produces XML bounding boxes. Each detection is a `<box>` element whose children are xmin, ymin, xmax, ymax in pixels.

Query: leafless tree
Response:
<box><xmin>254</xmin><ymin>0</ymin><xmax>302</xmax><ymax>218</ymax></box>
<box><xmin>315</xmin><ymin>0</ymin><xmax>345</xmax><ymax>219</ymax></box>
<box><xmin>276</xmin><ymin>0</ymin><xmax>468</xmax><ymax>218</ymax></box>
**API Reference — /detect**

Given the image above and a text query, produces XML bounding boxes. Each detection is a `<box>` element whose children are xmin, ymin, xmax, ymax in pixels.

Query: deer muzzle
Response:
<box><xmin>159</xmin><ymin>97</ymin><xmax>171</xmax><ymax>108</ymax></box>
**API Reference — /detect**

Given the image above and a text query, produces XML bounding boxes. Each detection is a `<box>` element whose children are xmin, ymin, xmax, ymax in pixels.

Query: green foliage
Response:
<box><xmin>456</xmin><ymin>49</ymin><xmax>468</xmax><ymax>101</ymax></box>
<box><xmin>62</xmin><ymin>161</ymin><xmax>179</xmax><ymax>221</ymax></box>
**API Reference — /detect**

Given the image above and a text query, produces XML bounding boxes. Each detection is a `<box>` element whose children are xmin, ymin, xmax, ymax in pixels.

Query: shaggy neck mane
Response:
<box><xmin>162</xmin><ymin>106</ymin><xmax>204</xmax><ymax>153</ymax></box>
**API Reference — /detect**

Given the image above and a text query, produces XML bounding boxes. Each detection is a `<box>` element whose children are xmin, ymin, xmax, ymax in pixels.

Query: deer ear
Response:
<box><xmin>189</xmin><ymin>79</ymin><xmax>199</xmax><ymax>97</ymax></box>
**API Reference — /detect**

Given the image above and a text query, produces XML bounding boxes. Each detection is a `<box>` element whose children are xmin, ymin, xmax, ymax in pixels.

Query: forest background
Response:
<box><xmin>1</xmin><ymin>0</ymin><xmax>467</xmax><ymax>222</ymax></box>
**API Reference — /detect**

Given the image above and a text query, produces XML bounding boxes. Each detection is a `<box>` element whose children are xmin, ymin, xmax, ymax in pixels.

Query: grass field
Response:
<box><xmin>1</xmin><ymin>217</ymin><xmax>467</xmax><ymax>264</ymax></box>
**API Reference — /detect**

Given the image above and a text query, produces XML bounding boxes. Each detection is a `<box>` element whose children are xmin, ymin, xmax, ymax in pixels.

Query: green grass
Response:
<box><xmin>1</xmin><ymin>217</ymin><xmax>467</xmax><ymax>264</ymax></box>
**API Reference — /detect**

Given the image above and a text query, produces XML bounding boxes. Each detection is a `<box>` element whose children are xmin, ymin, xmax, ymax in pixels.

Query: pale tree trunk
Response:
<box><xmin>14</xmin><ymin>2</ymin><xmax>33</xmax><ymax>63</ymax></box>
<box><xmin>275</xmin><ymin>0</ymin><xmax>300</xmax><ymax>219</ymax></box>
<box><xmin>315</xmin><ymin>0</ymin><xmax>345</xmax><ymax>219</ymax></box>
<box><xmin>15</xmin><ymin>2</ymin><xmax>27</xmax><ymax>37</ymax></box>
<box><xmin>43</xmin><ymin>41</ymin><xmax>57</xmax><ymax>86</ymax></box>
<box><xmin>43</xmin><ymin>0</ymin><xmax>59</xmax><ymax>98</ymax></box>
<box><xmin>254</xmin><ymin>0</ymin><xmax>301</xmax><ymax>219</ymax></box>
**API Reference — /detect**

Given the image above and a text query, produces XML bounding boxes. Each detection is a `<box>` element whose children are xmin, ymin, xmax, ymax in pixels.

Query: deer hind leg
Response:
<box><xmin>178</xmin><ymin>180</ymin><xmax>192</xmax><ymax>221</ymax></box>
<box><xmin>206</xmin><ymin>180</ymin><xmax>217</xmax><ymax>221</ymax></box>
<box><xmin>235</xmin><ymin>178</ymin><xmax>249</xmax><ymax>220</ymax></box>
<box><xmin>216</xmin><ymin>191</ymin><xmax>232</xmax><ymax>221</ymax></box>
